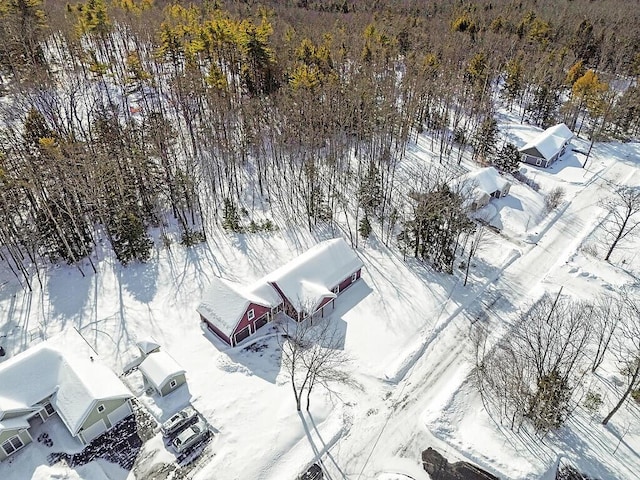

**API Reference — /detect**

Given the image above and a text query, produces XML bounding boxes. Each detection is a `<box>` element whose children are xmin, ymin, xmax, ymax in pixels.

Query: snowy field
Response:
<box><xmin>1</xmin><ymin>114</ymin><xmax>640</xmax><ymax>480</ymax></box>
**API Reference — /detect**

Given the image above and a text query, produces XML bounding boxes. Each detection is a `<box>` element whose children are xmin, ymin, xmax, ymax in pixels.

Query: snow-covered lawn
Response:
<box><xmin>1</xmin><ymin>115</ymin><xmax>640</xmax><ymax>480</ymax></box>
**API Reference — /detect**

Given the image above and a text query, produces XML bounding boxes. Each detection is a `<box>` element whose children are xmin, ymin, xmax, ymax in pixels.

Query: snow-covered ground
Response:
<box><xmin>1</xmin><ymin>113</ymin><xmax>640</xmax><ymax>480</ymax></box>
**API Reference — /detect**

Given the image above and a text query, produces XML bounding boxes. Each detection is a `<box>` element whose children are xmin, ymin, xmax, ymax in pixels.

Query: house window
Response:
<box><xmin>170</xmin><ymin>379</ymin><xmax>178</xmax><ymax>389</ymax></box>
<box><xmin>97</xmin><ymin>404</ymin><xmax>105</xmax><ymax>413</ymax></box>
<box><xmin>351</xmin><ymin>272</ymin><xmax>358</xmax><ymax>282</ymax></box>
<box><xmin>1</xmin><ymin>435</ymin><xmax>24</xmax><ymax>456</ymax></box>
<box><xmin>536</xmin><ymin>158</ymin><xmax>543</xmax><ymax>166</ymax></box>
<box><xmin>44</xmin><ymin>402</ymin><xmax>55</xmax><ymax>416</ymax></box>
<box><xmin>247</xmin><ymin>309</ymin><xmax>255</xmax><ymax>321</ymax></box>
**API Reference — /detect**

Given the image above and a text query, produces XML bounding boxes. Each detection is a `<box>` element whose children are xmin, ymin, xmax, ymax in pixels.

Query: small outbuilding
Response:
<box><xmin>518</xmin><ymin>123</ymin><xmax>574</xmax><ymax>168</ymax></box>
<box><xmin>459</xmin><ymin>167</ymin><xmax>511</xmax><ymax>210</ymax></box>
<box><xmin>138</xmin><ymin>350</ymin><xmax>187</xmax><ymax>397</ymax></box>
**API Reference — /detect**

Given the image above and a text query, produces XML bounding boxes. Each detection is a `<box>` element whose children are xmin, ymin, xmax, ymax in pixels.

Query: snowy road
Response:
<box><xmin>317</xmin><ymin>155</ymin><xmax>638</xmax><ymax>480</ymax></box>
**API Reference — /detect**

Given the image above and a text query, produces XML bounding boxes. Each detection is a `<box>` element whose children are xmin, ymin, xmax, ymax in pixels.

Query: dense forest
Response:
<box><xmin>0</xmin><ymin>0</ymin><xmax>639</xmax><ymax>288</ymax></box>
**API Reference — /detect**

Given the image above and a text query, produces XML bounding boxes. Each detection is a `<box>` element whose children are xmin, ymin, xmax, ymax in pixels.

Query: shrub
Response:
<box><xmin>545</xmin><ymin>187</ymin><xmax>565</xmax><ymax>212</ymax></box>
<box><xmin>180</xmin><ymin>229</ymin><xmax>205</xmax><ymax>246</ymax></box>
<box><xmin>583</xmin><ymin>390</ymin><xmax>603</xmax><ymax>415</ymax></box>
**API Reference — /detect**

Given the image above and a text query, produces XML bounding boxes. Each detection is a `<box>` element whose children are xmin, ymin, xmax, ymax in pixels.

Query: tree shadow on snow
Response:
<box><xmin>202</xmin><ymin>324</ymin><xmax>283</xmax><ymax>384</ymax></box>
<box><xmin>299</xmin><ymin>412</ymin><xmax>347</xmax><ymax>480</ymax></box>
<box><xmin>551</xmin><ymin>418</ymin><xmax>635</xmax><ymax>480</ymax></box>
<box><xmin>120</xmin><ymin>257</ymin><xmax>159</xmax><ymax>304</ymax></box>
<box><xmin>45</xmin><ymin>265</ymin><xmax>92</xmax><ymax>322</ymax></box>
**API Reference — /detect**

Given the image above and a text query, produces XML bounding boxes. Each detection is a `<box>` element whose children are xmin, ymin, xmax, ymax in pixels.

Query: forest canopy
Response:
<box><xmin>0</xmin><ymin>0</ymin><xmax>638</xmax><ymax>287</ymax></box>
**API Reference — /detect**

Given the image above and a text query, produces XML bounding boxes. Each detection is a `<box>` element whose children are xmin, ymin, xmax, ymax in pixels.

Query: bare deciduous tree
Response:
<box><xmin>474</xmin><ymin>292</ymin><xmax>594</xmax><ymax>435</ymax></box>
<box><xmin>601</xmin><ymin>187</ymin><xmax>640</xmax><ymax>262</ymax></box>
<box><xmin>591</xmin><ymin>292</ymin><xmax>625</xmax><ymax>372</ymax></box>
<box><xmin>602</xmin><ymin>290</ymin><xmax>640</xmax><ymax>425</ymax></box>
<box><xmin>464</xmin><ymin>223</ymin><xmax>486</xmax><ymax>286</ymax></box>
<box><xmin>277</xmin><ymin>313</ymin><xmax>356</xmax><ymax>412</ymax></box>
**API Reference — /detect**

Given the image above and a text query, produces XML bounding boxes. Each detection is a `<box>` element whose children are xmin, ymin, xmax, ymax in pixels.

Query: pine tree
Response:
<box><xmin>472</xmin><ymin>117</ymin><xmax>498</xmax><ymax>164</ymax></box>
<box><xmin>358</xmin><ymin>215</ymin><xmax>372</xmax><ymax>239</ymax></box>
<box><xmin>222</xmin><ymin>197</ymin><xmax>242</xmax><ymax>232</ymax></box>
<box><xmin>109</xmin><ymin>210</ymin><xmax>153</xmax><ymax>265</ymax></box>
<box><xmin>494</xmin><ymin>143</ymin><xmax>521</xmax><ymax>173</ymax></box>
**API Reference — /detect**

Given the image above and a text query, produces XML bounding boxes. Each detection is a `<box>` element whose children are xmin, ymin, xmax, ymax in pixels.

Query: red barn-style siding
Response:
<box><xmin>337</xmin><ymin>268</ymin><xmax>361</xmax><ymax>293</ymax></box>
<box><xmin>233</xmin><ymin>303</ymin><xmax>272</xmax><ymax>343</ymax></box>
<box><xmin>201</xmin><ymin>314</ymin><xmax>231</xmax><ymax>345</ymax></box>
<box><xmin>198</xmin><ymin>239</ymin><xmax>364</xmax><ymax>347</ymax></box>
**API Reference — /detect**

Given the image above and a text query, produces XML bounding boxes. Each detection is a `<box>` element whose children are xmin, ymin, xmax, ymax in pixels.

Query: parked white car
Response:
<box><xmin>171</xmin><ymin>416</ymin><xmax>209</xmax><ymax>453</ymax></box>
<box><xmin>161</xmin><ymin>406</ymin><xmax>198</xmax><ymax>437</ymax></box>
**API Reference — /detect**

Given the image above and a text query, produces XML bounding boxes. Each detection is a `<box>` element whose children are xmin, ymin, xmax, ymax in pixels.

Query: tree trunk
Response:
<box><xmin>602</xmin><ymin>364</ymin><xmax>639</xmax><ymax>425</ymax></box>
<box><xmin>604</xmin><ymin>215</ymin><xmax>629</xmax><ymax>261</ymax></box>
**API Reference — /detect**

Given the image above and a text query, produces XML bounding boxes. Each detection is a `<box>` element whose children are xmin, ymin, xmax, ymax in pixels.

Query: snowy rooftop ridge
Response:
<box><xmin>0</xmin><ymin>331</ymin><xmax>132</xmax><ymax>435</ymax></box>
<box><xmin>198</xmin><ymin>238</ymin><xmax>364</xmax><ymax>334</ymax></box>
<box><xmin>138</xmin><ymin>350</ymin><xmax>185</xmax><ymax>392</ymax></box>
<box><xmin>462</xmin><ymin>166</ymin><xmax>511</xmax><ymax>196</ymax></box>
<box><xmin>518</xmin><ymin>123</ymin><xmax>574</xmax><ymax>160</ymax></box>
<box><xmin>265</xmin><ymin>238</ymin><xmax>363</xmax><ymax>311</ymax></box>
<box><xmin>197</xmin><ymin>276</ymin><xmax>281</xmax><ymax>337</ymax></box>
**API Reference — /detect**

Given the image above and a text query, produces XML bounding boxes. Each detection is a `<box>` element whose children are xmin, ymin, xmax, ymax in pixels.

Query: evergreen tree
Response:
<box><xmin>358</xmin><ymin>215</ymin><xmax>372</xmax><ymax>239</ymax></box>
<box><xmin>109</xmin><ymin>210</ymin><xmax>153</xmax><ymax>265</ymax></box>
<box><xmin>222</xmin><ymin>197</ymin><xmax>242</xmax><ymax>232</ymax></box>
<box><xmin>494</xmin><ymin>143</ymin><xmax>521</xmax><ymax>173</ymax></box>
<box><xmin>472</xmin><ymin>117</ymin><xmax>499</xmax><ymax>164</ymax></box>
<box><xmin>401</xmin><ymin>185</ymin><xmax>473</xmax><ymax>273</ymax></box>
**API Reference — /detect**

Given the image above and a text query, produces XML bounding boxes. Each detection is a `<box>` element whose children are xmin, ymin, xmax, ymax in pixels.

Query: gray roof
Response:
<box><xmin>519</xmin><ymin>123</ymin><xmax>574</xmax><ymax>160</ymax></box>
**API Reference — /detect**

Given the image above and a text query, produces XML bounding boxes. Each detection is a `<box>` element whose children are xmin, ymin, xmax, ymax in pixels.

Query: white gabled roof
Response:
<box><xmin>197</xmin><ymin>238</ymin><xmax>363</xmax><ymax>332</ymax></box>
<box><xmin>138</xmin><ymin>350</ymin><xmax>185</xmax><ymax>391</ymax></box>
<box><xmin>136</xmin><ymin>340</ymin><xmax>161</xmax><ymax>355</ymax></box>
<box><xmin>55</xmin><ymin>353</ymin><xmax>132</xmax><ymax>434</ymax></box>
<box><xmin>266</xmin><ymin>238</ymin><xmax>363</xmax><ymax>312</ymax></box>
<box><xmin>197</xmin><ymin>277</ymin><xmax>281</xmax><ymax>337</ymax></box>
<box><xmin>519</xmin><ymin>123</ymin><xmax>574</xmax><ymax>160</ymax></box>
<box><xmin>463</xmin><ymin>167</ymin><xmax>511</xmax><ymax>196</ymax></box>
<box><xmin>0</xmin><ymin>334</ymin><xmax>132</xmax><ymax>435</ymax></box>
<box><xmin>0</xmin><ymin>414</ymin><xmax>30</xmax><ymax>432</ymax></box>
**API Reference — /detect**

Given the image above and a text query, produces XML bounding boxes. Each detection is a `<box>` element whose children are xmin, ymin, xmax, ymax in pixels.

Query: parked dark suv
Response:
<box><xmin>300</xmin><ymin>463</ymin><xmax>323</xmax><ymax>480</ymax></box>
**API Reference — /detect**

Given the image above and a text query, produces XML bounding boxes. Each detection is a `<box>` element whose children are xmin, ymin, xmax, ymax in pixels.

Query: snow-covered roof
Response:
<box><xmin>197</xmin><ymin>277</ymin><xmax>281</xmax><ymax>337</ymax></box>
<box><xmin>462</xmin><ymin>167</ymin><xmax>511</xmax><ymax>196</ymax></box>
<box><xmin>266</xmin><ymin>238</ymin><xmax>363</xmax><ymax>312</ymax></box>
<box><xmin>138</xmin><ymin>350</ymin><xmax>186</xmax><ymax>391</ymax></box>
<box><xmin>136</xmin><ymin>340</ymin><xmax>160</xmax><ymax>355</ymax></box>
<box><xmin>519</xmin><ymin>123</ymin><xmax>574</xmax><ymax>160</ymax></box>
<box><xmin>198</xmin><ymin>238</ymin><xmax>362</xmax><ymax>332</ymax></box>
<box><xmin>0</xmin><ymin>414</ymin><xmax>30</xmax><ymax>432</ymax></box>
<box><xmin>0</xmin><ymin>337</ymin><xmax>132</xmax><ymax>435</ymax></box>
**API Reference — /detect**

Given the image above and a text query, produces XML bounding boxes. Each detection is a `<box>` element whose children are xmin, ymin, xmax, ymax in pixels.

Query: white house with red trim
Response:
<box><xmin>197</xmin><ymin>238</ymin><xmax>364</xmax><ymax>347</ymax></box>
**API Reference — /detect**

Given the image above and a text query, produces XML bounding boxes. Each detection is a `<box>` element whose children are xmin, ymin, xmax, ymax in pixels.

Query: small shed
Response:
<box><xmin>136</xmin><ymin>340</ymin><xmax>160</xmax><ymax>356</ymax></box>
<box><xmin>138</xmin><ymin>350</ymin><xmax>187</xmax><ymax>397</ymax></box>
<box><xmin>459</xmin><ymin>167</ymin><xmax>511</xmax><ymax>210</ymax></box>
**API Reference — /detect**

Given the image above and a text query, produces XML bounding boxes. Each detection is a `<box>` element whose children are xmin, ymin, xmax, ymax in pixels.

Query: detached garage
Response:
<box><xmin>197</xmin><ymin>277</ymin><xmax>282</xmax><ymax>347</ymax></box>
<box><xmin>138</xmin><ymin>350</ymin><xmax>187</xmax><ymax>397</ymax></box>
